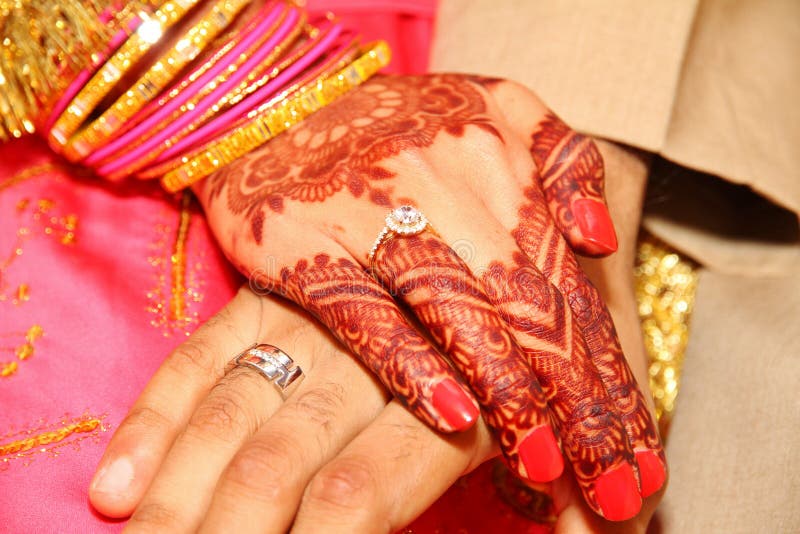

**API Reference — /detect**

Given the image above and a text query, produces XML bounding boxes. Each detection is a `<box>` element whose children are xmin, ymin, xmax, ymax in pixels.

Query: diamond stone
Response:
<box><xmin>393</xmin><ymin>206</ymin><xmax>419</xmax><ymax>224</ymax></box>
<box><xmin>386</xmin><ymin>205</ymin><xmax>427</xmax><ymax>235</ymax></box>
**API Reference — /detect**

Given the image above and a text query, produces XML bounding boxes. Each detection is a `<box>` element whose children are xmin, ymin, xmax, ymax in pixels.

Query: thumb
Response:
<box><xmin>529</xmin><ymin>113</ymin><xmax>617</xmax><ymax>257</ymax></box>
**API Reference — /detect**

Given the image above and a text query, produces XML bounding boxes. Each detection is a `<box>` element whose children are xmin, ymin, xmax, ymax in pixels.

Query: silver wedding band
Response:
<box><xmin>234</xmin><ymin>343</ymin><xmax>304</xmax><ymax>397</ymax></box>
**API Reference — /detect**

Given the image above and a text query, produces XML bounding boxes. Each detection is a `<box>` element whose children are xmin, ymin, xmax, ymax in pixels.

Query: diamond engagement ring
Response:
<box><xmin>368</xmin><ymin>205</ymin><xmax>432</xmax><ymax>265</ymax></box>
<box><xmin>234</xmin><ymin>344</ymin><xmax>303</xmax><ymax>396</ymax></box>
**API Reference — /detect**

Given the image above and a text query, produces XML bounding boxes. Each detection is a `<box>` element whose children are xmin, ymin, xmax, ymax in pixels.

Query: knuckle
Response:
<box><xmin>225</xmin><ymin>433</ymin><xmax>301</xmax><ymax>499</ymax></box>
<box><xmin>287</xmin><ymin>384</ymin><xmax>345</xmax><ymax>428</ymax></box>
<box><xmin>186</xmin><ymin>387</ymin><xmax>253</xmax><ymax>443</ymax></box>
<box><xmin>559</xmin><ymin>272</ymin><xmax>599</xmax><ymax>329</ymax></box>
<box><xmin>165</xmin><ymin>337</ymin><xmax>216</xmax><ymax>377</ymax></box>
<box><xmin>566</xmin><ymin>398</ymin><xmax>616</xmax><ymax>435</ymax></box>
<box><xmin>306</xmin><ymin>456</ymin><xmax>378</xmax><ymax>510</ymax></box>
<box><xmin>128</xmin><ymin>501</ymin><xmax>180</xmax><ymax>531</ymax></box>
<box><xmin>121</xmin><ymin>405</ymin><xmax>175</xmax><ymax>434</ymax></box>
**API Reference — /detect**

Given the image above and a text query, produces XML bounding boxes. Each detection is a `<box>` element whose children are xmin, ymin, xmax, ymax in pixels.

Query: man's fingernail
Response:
<box><xmin>636</xmin><ymin>450</ymin><xmax>667</xmax><ymax>497</ymax></box>
<box><xmin>432</xmin><ymin>379</ymin><xmax>480</xmax><ymax>432</ymax></box>
<box><xmin>594</xmin><ymin>462</ymin><xmax>642</xmax><ymax>521</ymax></box>
<box><xmin>91</xmin><ymin>457</ymin><xmax>135</xmax><ymax>497</ymax></box>
<box><xmin>518</xmin><ymin>425</ymin><xmax>564</xmax><ymax>482</ymax></box>
<box><xmin>571</xmin><ymin>198</ymin><xmax>618</xmax><ymax>254</ymax></box>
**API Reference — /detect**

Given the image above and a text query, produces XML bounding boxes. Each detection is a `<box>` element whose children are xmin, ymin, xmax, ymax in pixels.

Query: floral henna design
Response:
<box><xmin>267</xmin><ymin>253</ymin><xmax>473</xmax><ymax>432</ymax></box>
<box><xmin>205</xmin><ymin>74</ymin><xmax>502</xmax><ymax>244</ymax></box>
<box><xmin>372</xmin><ymin>234</ymin><xmax>563</xmax><ymax>482</ymax></box>
<box><xmin>481</xmin><ymin>257</ymin><xmax>634</xmax><ymax>512</ymax></box>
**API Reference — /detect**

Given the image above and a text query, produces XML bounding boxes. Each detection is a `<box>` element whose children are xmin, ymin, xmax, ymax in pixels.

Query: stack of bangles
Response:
<box><xmin>41</xmin><ymin>0</ymin><xmax>391</xmax><ymax>192</ymax></box>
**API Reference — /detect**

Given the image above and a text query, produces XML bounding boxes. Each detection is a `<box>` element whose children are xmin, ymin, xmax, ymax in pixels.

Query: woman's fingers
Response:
<box><xmin>520</xmin><ymin>127</ymin><xmax>667</xmax><ymax>501</ymax></box>
<box><xmin>370</xmin><ymin>232</ymin><xmax>562</xmax><ymax>483</ymax></box>
<box><xmin>529</xmin><ymin>113</ymin><xmax>617</xmax><ymax>257</ymax></box>
<box><xmin>474</xmin><ymin>78</ymin><xmax>665</xmax><ymax>518</ymax></box>
<box><xmin>516</xmin><ymin>183</ymin><xmax>666</xmax><ymax>501</ymax></box>
<box><xmin>90</xmin><ymin>287</ymin><xmax>262</xmax><ymax>518</ymax></box>
<box><xmin>489</xmin><ymin>78</ymin><xmax>667</xmax><ymax>505</ymax></box>
<box><xmin>481</xmin><ymin>255</ymin><xmax>640</xmax><ymax>521</ymax></box>
<box><xmin>199</xmin><ymin>351</ymin><xmax>388</xmax><ymax>534</ymax></box>
<box><xmin>292</xmin><ymin>400</ymin><xmax>496</xmax><ymax>534</ymax></box>
<box><xmin>275</xmin><ymin>253</ymin><xmax>480</xmax><ymax>434</ymax></box>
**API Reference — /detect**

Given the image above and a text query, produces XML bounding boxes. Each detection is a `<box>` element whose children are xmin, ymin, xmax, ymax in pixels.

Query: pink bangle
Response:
<box><xmin>149</xmin><ymin>20</ymin><xmax>345</xmax><ymax>167</ymax></box>
<box><xmin>84</xmin><ymin>1</ymin><xmax>288</xmax><ymax>167</ymax></box>
<box><xmin>134</xmin><ymin>23</ymin><xmax>354</xmax><ymax>180</ymax></box>
<box><xmin>139</xmin><ymin>36</ymin><xmax>362</xmax><ymax>183</ymax></box>
<box><xmin>44</xmin><ymin>14</ymin><xmax>143</xmax><ymax>136</ymax></box>
<box><xmin>96</xmin><ymin>6</ymin><xmax>305</xmax><ymax>178</ymax></box>
<box><xmin>243</xmin><ymin>33</ymin><xmax>359</xmax><ymax>121</ymax></box>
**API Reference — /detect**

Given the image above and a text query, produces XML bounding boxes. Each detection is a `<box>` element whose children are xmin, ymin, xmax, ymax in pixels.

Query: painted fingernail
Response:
<box><xmin>432</xmin><ymin>379</ymin><xmax>480</xmax><ymax>432</ymax></box>
<box><xmin>91</xmin><ymin>457</ymin><xmax>135</xmax><ymax>497</ymax></box>
<box><xmin>518</xmin><ymin>425</ymin><xmax>564</xmax><ymax>482</ymax></box>
<box><xmin>571</xmin><ymin>198</ymin><xmax>618</xmax><ymax>254</ymax></box>
<box><xmin>636</xmin><ymin>450</ymin><xmax>667</xmax><ymax>498</ymax></box>
<box><xmin>594</xmin><ymin>462</ymin><xmax>642</xmax><ymax>521</ymax></box>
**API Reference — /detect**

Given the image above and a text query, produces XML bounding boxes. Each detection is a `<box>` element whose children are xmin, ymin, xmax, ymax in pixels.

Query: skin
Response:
<box><xmin>89</xmin><ymin>73</ymin><xmax>666</xmax><ymax>529</ymax></box>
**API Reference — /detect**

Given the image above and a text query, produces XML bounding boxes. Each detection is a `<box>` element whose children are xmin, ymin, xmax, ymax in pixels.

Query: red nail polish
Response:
<box><xmin>432</xmin><ymin>379</ymin><xmax>479</xmax><ymax>432</ymax></box>
<box><xmin>594</xmin><ymin>462</ymin><xmax>642</xmax><ymax>521</ymax></box>
<box><xmin>636</xmin><ymin>450</ymin><xmax>666</xmax><ymax>498</ymax></box>
<box><xmin>518</xmin><ymin>425</ymin><xmax>564</xmax><ymax>482</ymax></box>
<box><xmin>571</xmin><ymin>198</ymin><xmax>618</xmax><ymax>255</ymax></box>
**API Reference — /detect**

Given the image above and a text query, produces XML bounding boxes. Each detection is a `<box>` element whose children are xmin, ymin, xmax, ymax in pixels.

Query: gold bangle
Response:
<box><xmin>157</xmin><ymin>40</ymin><xmax>390</xmax><ymax>192</ymax></box>
<box><xmin>63</xmin><ymin>0</ymin><xmax>251</xmax><ymax>161</ymax></box>
<box><xmin>0</xmin><ymin>0</ymin><xmax>139</xmax><ymax>142</ymax></box>
<box><xmin>48</xmin><ymin>0</ymin><xmax>202</xmax><ymax>152</ymax></box>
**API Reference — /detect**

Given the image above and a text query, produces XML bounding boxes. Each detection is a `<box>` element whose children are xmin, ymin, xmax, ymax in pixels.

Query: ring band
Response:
<box><xmin>234</xmin><ymin>343</ymin><xmax>303</xmax><ymax>395</ymax></box>
<box><xmin>368</xmin><ymin>205</ymin><xmax>434</xmax><ymax>269</ymax></box>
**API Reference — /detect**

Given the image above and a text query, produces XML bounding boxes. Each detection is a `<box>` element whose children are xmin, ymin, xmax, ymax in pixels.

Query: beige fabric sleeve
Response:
<box><xmin>661</xmin><ymin>0</ymin><xmax>800</xmax><ymax>216</ymax></box>
<box><xmin>430</xmin><ymin>0</ymin><xmax>699</xmax><ymax>151</ymax></box>
<box><xmin>431</xmin><ymin>0</ymin><xmax>800</xmax><ymax>273</ymax></box>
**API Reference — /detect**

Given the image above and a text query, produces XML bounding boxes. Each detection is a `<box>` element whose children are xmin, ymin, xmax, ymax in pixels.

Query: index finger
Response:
<box><xmin>89</xmin><ymin>287</ymin><xmax>263</xmax><ymax>518</ymax></box>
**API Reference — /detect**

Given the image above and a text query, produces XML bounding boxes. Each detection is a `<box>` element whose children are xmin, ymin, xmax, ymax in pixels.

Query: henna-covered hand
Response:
<box><xmin>192</xmin><ymin>73</ymin><xmax>666</xmax><ymax>521</ymax></box>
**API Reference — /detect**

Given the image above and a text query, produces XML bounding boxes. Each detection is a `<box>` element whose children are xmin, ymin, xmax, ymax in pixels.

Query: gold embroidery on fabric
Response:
<box><xmin>170</xmin><ymin>192</ymin><xmax>192</xmax><ymax>322</ymax></box>
<box><xmin>634</xmin><ymin>233</ymin><xmax>698</xmax><ymax>436</ymax></box>
<box><xmin>0</xmin><ymin>413</ymin><xmax>107</xmax><ymax>469</ymax></box>
<box><xmin>1</xmin><ymin>166</ymin><xmax>78</xmax><ymax>378</ymax></box>
<box><xmin>147</xmin><ymin>191</ymin><xmax>205</xmax><ymax>336</ymax></box>
<box><xmin>0</xmin><ymin>163</ymin><xmax>67</xmax><ymax>193</ymax></box>
<box><xmin>1</xmin><ymin>194</ymin><xmax>79</xmax><ymax>303</ymax></box>
<box><xmin>1</xmin><ymin>324</ymin><xmax>45</xmax><ymax>377</ymax></box>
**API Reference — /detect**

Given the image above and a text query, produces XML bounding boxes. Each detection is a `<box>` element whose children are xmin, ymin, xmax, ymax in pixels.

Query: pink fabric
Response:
<box><xmin>0</xmin><ymin>2</ymin><xmax>551</xmax><ymax>532</ymax></box>
<box><xmin>0</xmin><ymin>138</ymin><xmax>240</xmax><ymax>531</ymax></box>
